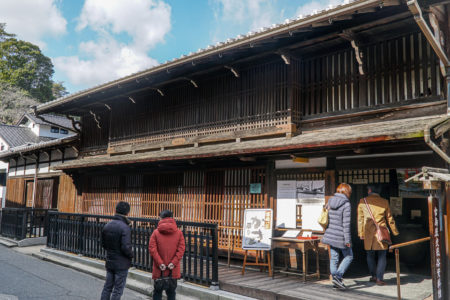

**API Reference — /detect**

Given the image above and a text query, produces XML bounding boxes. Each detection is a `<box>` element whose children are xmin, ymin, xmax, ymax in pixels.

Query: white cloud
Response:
<box><xmin>54</xmin><ymin>36</ymin><xmax>158</xmax><ymax>85</ymax></box>
<box><xmin>213</xmin><ymin>0</ymin><xmax>279</xmax><ymax>33</ymax></box>
<box><xmin>0</xmin><ymin>0</ymin><xmax>67</xmax><ymax>48</ymax></box>
<box><xmin>54</xmin><ymin>0</ymin><xmax>171</xmax><ymax>87</ymax></box>
<box><xmin>295</xmin><ymin>0</ymin><xmax>343</xmax><ymax>17</ymax></box>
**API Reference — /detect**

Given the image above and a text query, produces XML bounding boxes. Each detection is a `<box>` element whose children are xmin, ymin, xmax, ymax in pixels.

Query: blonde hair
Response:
<box><xmin>336</xmin><ymin>183</ymin><xmax>352</xmax><ymax>198</ymax></box>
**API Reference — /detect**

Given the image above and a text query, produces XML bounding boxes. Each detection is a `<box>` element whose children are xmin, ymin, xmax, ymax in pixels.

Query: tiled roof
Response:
<box><xmin>0</xmin><ymin>135</ymin><xmax>77</xmax><ymax>159</ymax></box>
<box><xmin>19</xmin><ymin>113</ymin><xmax>74</xmax><ymax>130</ymax></box>
<box><xmin>37</xmin><ymin>0</ymin><xmax>387</xmax><ymax>113</ymax></box>
<box><xmin>0</xmin><ymin>124</ymin><xmax>52</xmax><ymax>148</ymax></box>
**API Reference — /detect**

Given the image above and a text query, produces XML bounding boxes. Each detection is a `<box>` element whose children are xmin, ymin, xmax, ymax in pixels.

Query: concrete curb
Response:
<box><xmin>0</xmin><ymin>236</ymin><xmax>47</xmax><ymax>248</ymax></box>
<box><xmin>17</xmin><ymin>237</ymin><xmax>47</xmax><ymax>247</ymax></box>
<box><xmin>34</xmin><ymin>248</ymin><xmax>254</xmax><ymax>300</ymax></box>
<box><xmin>0</xmin><ymin>237</ymin><xmax>18</xmax><ymax>248</ymax></box>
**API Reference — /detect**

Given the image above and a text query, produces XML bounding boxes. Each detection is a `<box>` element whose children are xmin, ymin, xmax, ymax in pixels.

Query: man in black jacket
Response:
<box><xmin>100</xmin><ymin>201</ymin><xmax>134</xmax><ymax>300</ymax></box>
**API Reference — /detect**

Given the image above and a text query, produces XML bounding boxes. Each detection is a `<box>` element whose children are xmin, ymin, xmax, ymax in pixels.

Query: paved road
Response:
<box><xmin>0</xmin><ymin>245</ymin><xmax>149</xmax><ymax>300</ymax></box>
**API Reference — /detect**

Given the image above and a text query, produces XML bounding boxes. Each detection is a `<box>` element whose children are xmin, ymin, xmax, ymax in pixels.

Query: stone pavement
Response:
<box><xmin>4</xmin><ymin>242</ymin><xmax>255</xmax><ymax>300</ymax></box>
<box><xmin>1</xmin><ymin>240</ymin><xmax>433</xmax><ymax>300</ymax></box>
<box><xmin>0</xmin><ymin>244</ymin><xmax>148</xmax><ymax>300</ymax></box>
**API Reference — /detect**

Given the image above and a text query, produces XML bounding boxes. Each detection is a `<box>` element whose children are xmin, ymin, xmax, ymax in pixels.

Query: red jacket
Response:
<box><xmin>149</xmin><ymin>218</ymin><xmax>185</xmax><ymax>279</ymax></box>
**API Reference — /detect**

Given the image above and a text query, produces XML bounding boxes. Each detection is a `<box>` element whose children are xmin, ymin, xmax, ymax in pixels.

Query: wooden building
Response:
<box><xmin>34</xmin><ymin>0</ymin><xmax>450</xmax><ymax>297</ymax></box>
<box><xmin>0</xmin><ymin>136</ymin><xmax>78</xmax><ymax>211</ymax></box>
<box><xmin>0</xmin><ymin>113</ymin><xmax>78</xmax><ymax>209</ymax></box>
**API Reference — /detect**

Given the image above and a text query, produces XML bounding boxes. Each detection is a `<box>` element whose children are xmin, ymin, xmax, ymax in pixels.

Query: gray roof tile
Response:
<box><xmin>19</xmin><ymin>113</ymin><xmax>74</xmax><ymax>130</ymax></box>
<box><xmin>0</xmin><ymin>125</ymin><xmax>52</xmax><ymax>148</ymax></box>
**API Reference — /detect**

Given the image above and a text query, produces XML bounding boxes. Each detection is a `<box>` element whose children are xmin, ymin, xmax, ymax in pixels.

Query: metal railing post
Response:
<box><xmin>20</xmin><ymin>210</ymin><xmax>27</xmax><ymax>239</ymax></box>
<box><xmin>211</xmin><ymin>226</ymin><xmax>219</xmax><ymax>288</ymax></box>
<box><xmin>78</xmin><ymin>216</ymin><xmax>85</xmax><ymax>254</ymax></box>
<box><xmin>46</xmin><ymin>213</ymin><xmax>52</xmax><ymax>247</ymax></box>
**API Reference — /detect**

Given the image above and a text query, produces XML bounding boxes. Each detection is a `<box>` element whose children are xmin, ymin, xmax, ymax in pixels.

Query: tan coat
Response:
<box><xmin>357</xmin><ymin>193</ymin><xmax>399</xmax><ymax>250</ymax></box>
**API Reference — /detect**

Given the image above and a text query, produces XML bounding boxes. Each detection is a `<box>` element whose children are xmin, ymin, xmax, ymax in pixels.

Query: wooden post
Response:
<box><xmin>395</xmin><ymin>249</ymin><xmax>401</xmax><ymax>300</ymax></box>
<box><xmin>31</xmin><ymin>157</ymin><xmax>39</xmax><ymax>209</ymax></box>
<box><xmin>446</xmin><ymin>182</ymin><xmax>450</xmax><ymax>300</ymax></box>
<box><xmin>325</xmin><ymin>157</ymin><xmax>336</xmax><ymax>281</ymax></box>
<box><xmin>428</xmin><ymin>194</ymin><xmax>444</xmax><ymax>300</ymax></box>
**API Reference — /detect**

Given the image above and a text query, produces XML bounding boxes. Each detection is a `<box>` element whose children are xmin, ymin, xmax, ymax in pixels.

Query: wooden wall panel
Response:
<box><xmin>296</xmin><ymin>32</ymin><xmax>442</xmax><ymax>117</ymax></box>
<box><xmin>5</xmin><ymin>178</ymin><xmax>25</xmax><ymax>207</ymax></box>
<box><xmin>57</xmin><ymin>174</ymin><xmax>77</xmax><ymax>213</ymax></box>
<box><xmin>79</xmin><ymin>167</ymin><xmax>268</xmax><ymax>252</ymax></box>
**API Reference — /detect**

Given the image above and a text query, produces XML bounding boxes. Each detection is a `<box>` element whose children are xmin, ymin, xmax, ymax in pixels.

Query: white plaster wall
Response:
<box><xmin>0</xmin><ymin>161</ymin><xmax>8</xmax><ymax>173</ymax></box>
<box><xmin>0</xmin><ymin>136</ymin><xmax>9</xmax><ymax>152</ymax></box>
<box><xmin>39</xmin><ymin>124</ymin><xmax>73</xmax><ymax>139</ymax></box>
<box><xmin>24</xmin><ymin>120</ymin><xmax>40</xmax><ymax>136</ymax></box>
<box><xmin>25</xmin><ymin>163</ymin><xmax>36</xmax><ymax>175</ymax></box>
<box><xmin>0</xmin><ymin>186</ymin><xmax>5</xmax><ymax>208</ymax></box>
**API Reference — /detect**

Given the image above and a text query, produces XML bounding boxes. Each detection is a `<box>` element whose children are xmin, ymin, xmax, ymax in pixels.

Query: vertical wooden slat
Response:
<box><xmin>414</xmin><ymin>32</ymin><xmax>421</xmax><ymax>98</ymax></box>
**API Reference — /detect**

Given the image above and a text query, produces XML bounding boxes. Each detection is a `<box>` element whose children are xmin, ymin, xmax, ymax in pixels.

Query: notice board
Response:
<box><xmin>242</xmin><ymin>209</ymin><xmax>273</xmax><ymax>250</ymax></box>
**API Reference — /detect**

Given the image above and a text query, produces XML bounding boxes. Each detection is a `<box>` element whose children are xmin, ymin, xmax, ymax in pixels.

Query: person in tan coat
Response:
<box><xmin>357</xmin><ymin>185</ymin><xmax>399</xmax><ymax>286</ymax></box>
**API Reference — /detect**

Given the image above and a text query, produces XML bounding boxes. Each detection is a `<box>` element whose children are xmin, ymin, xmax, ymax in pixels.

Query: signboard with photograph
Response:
<box><xmin>297</xmin><ymin>180</ymin><xmax>325</xmax><ymax>231</ymax></box>
<box><xmin>242</xmin><ymin>209</ymin><xmax>273</xmax><ymax>250</ymax></box>
<box><xmin>276</xmin><ymin>180</ymin><xmax>325</xmax><ymax>231</ymax></box>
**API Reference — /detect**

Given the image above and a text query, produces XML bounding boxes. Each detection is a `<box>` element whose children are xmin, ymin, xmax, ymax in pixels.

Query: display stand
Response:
<box><xmin>242</xmin><ymin>249</ymin><xmax>272</xmax><ymax>276</ymax></box>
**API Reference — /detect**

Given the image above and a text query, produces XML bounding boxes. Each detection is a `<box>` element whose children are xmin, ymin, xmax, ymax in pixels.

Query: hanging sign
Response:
<box><xmin>250</xmin><ymin>183</ymin><xmax>262</xmax><ymax>194</ymax></box>
<box><xmin>429</xmin><ymin>196</ymin><xmax>443</xmax><ymax>300</ymax></box>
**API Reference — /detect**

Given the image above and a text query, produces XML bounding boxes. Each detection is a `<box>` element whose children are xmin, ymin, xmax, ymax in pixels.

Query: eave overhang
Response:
<box><xmin>53</xmin><ymin>115</ymin><xmax>442</xmax><ymax>170</ymax></box>
<box><xmin>36</xmin><ymin>0</ymin><xmax>420</xmax><ymax>115</ymax></box>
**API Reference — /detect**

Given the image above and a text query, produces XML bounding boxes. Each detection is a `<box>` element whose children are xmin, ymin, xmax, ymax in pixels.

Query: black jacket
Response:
<box><xmin>101</xmin><ymin>214</ymin><xmax>134</xmax><ymax>270</ymax></box>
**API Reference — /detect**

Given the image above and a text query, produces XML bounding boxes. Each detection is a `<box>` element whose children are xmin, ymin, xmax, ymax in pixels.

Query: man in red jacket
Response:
<box><xmin>149</xmin><ymin>210</ymin><xmax>185</xmax><ymax>300</ymax></box>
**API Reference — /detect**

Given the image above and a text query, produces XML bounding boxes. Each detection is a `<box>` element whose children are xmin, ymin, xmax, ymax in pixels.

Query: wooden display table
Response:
<box><xmin>271</xmin><ymin>237</ymin><xmax>321</xmax><ymax>282</ymax></box>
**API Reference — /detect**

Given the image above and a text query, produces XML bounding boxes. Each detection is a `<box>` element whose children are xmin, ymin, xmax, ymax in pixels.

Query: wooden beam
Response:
<box><xmin>408</xmin><ymin>0</ymin><xmax>450</xmax><ymax>66</ymax></box>
<box><xmin>339</xmin><ymin>30</ymin><xmax>365</xmax><ymax>75</ymax></box>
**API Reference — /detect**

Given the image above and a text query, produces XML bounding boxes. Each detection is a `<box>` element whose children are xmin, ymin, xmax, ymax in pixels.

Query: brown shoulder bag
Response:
<box><xmin>363</xmin><ymin>198</ymin><xmax>392</xmax><ymax>245</ymax></box>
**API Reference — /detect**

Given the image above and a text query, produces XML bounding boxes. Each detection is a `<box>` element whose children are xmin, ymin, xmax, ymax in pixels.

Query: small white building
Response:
<box><xmin>0</xmin><ymin>113</ymin><xmax>77</xmax><ymax>208</ymax></box>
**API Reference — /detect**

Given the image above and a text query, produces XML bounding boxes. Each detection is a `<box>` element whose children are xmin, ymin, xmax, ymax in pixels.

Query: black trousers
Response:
<box><xmin>153</xmin><ymin>282</ymin><xmax>177</xmax><ymax>300</ymax></box>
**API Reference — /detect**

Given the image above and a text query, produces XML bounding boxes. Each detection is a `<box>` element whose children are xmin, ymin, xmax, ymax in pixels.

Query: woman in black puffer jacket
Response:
<box><xmin>321</xmin><ymin>183</ymin><xmax>353</xmax><ymax>290</ymax></box>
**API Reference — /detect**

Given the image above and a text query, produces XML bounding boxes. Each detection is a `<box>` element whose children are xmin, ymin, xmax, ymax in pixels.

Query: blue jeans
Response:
<box><xmin>329</xmin><ymin>246</ymin><xmax>353</xmax><ymax>279</ymax></box>
<box><xmin>100</xmin><ymin>269</ymin><xmax>128</xmax><ymax>300</ymax></box>
<box><xmin>367</xmin><ymin>250</ymin><xmax>387</xmax><ymax>281</ymax></box>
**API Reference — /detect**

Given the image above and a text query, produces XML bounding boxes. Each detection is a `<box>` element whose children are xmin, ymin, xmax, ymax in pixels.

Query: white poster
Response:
<box><xmin>390</xmin><ymin>197</ymin><xmax>402</xmax><ymax>216</ymax></box>
<box><xmin>297</xmin><ymin>180</ymin><xmax>325</xmax><ymax>231</ymax></box>
<box><xmin>242</xmin><ymin>209</ymin><xmax>273</xmax><ymax>250</ymax></box>
<box><xmin>276</xmin><ymin>181</ymin><xmax>297</xmax><ymax>228</ymax></box>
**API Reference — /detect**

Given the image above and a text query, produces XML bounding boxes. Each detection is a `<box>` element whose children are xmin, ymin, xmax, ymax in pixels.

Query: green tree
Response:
<box><xmin>0</xmin><ymin>23</ymin><xmax>14</xmax><ymax>41</ymax></box>
<box><xmin>0</xmin><ymin>82</ymin><xmax>38</xmax><ymax>124</ymax></box>
<box><xmin>0</xmin><ymin>38</ymin><xmax>54</xmax><ymax>102</ymax></box>
<box><xmin>52</xmin><ymin>81</ymin><xmax>69</xmax><ymax>99</ymax></box>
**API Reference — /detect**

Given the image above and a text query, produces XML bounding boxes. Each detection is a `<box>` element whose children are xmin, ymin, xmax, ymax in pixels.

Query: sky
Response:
<box><xmin>0</xmin><ymin>0</ymin><xmax>343</xmax><ymax>94</ymax></box>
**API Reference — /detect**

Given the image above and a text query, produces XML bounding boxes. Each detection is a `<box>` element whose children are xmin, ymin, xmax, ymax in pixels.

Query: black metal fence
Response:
<box><xmin>0</xmin><ymin>208</ymin><xmax>54</xmax><ymax>240</ymax></box>
<box><xmin>46</xmin><ymin>212</ymin><xmax>219</xmax><ymax>287</ymax></box>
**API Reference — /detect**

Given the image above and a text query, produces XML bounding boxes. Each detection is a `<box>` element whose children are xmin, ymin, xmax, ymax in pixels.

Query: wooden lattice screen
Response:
<box><xmin>298</xmin><ymin>31</ymin><xmax>442</xmax><ymax>117</ymax></box>
<box><xmin>81</xmin><ymin>167</ymin><xmax>267</xmax><ymax>251</ymax></box>
<box><xmin>338</xmin><ymin>169</ymin><xmax>390</xmax><ymax>184</ymax></box>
